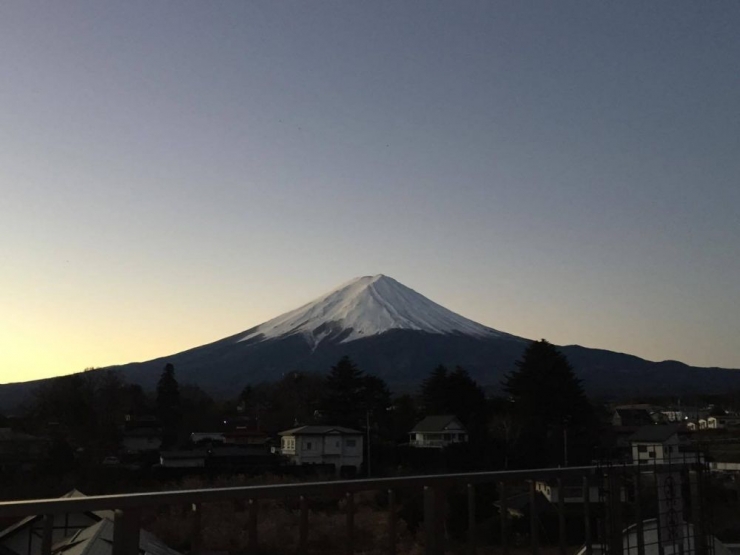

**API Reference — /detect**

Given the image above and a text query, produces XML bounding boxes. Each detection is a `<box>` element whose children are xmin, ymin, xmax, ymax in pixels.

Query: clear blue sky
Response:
<box><xmin>2</xmin><ymin>1</ymin><xmax>739</xmax><ymax>382</ymax></box>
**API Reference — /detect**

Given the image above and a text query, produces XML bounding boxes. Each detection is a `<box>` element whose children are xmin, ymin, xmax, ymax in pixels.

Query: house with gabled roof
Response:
<box><xmin>278</xmin><ymin>425</ymin><xmax>363</xmax><ymax>473</ymax></box>
<box><xmin>409</xmin><ymin>415</ymin><xmax>468</xmax><ymax>448</ymax></box>
<box><xmin>0</xmin><ymin>490</ymin><xmax>113</xmax><ymax>555</ymax></box>
<box><xmin>629</xmin><ymin>424</ymin><xmax>700</xmax><ymax>464</ymax></box>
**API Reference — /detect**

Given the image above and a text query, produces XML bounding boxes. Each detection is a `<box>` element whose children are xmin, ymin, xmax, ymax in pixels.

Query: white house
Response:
<box><xmin>409</xmin><ymin>415</ymin><xmax>469</xmax><ymax>448</ymax></box>
<box><xmin>629</xmin><ymin>425</ymin><xmax>699</xmax><ymax>464</ymax></box>
<box><xmin>278</xmin><ymin>426</ymin><xmax>363</xmax><ymax>473</ymax></box>
<box><xmin>0</xmin><ymin>490</ymin><xmax>113</xmax><ymax>555</ymax></box>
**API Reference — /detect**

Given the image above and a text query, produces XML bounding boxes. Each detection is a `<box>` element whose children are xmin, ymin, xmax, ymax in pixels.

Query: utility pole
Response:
<box><xmin>563</xmin><ymin>417</ymin><xmax>569</xmax><ymax>467</ymax></box>
<box><xmin>366</xmin><ymin>410</ymin><xmax>372</xmax><ymax>477</ymax></box>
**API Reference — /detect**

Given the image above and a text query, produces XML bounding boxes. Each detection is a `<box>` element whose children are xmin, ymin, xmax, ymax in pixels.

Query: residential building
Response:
<box><xmin>278</xmin><ymin>425</ymin><xmax>363</xmax><ymax>473</ymax></box>
<box><xmin>629</xmin><ymin>424</ymin><xmax>699</xmax><ymax>464</ymax></box>
<box><xmin>707</xmin><ymin>416</ymin><xmax>740</xmax><ymax>429</ymax></box>
<box><xmin>409</xmin><ymin>415</ymin><xmax>468</xmax><ymax>448</ymax></box>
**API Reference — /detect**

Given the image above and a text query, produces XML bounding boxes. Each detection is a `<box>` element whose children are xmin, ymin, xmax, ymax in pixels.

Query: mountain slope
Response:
<box><xmin>2</xmin><ymin>274</ymin><xmax>740</xmax><ymax>409</ymax></box>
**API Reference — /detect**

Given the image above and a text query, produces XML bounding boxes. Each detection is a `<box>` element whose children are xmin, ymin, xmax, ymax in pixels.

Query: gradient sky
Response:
<box><xmin>2</xmin><ymin>1</ymin><xmax>740</xmax><ymax>384</ymax></box>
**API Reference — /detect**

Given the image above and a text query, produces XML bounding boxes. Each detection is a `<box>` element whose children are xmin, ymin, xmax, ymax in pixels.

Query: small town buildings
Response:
<box><xmin>0</xmin><ymin>490</ymin><xmax>113</xmax><ymax>555</ymax></box>
<box><xmin>409</xmin><ymin>416</ymin><xmax>468</xmax><ymax>448</ymax></box>
<box><xmin>278</xmin><ymin>425</ymin><xmax>363</xmax><ymax>473</ymax></box>
<box><xmin>707</xmin><ymin>416</ymin><xmax>740</xmax><ymax>429</ymax></box>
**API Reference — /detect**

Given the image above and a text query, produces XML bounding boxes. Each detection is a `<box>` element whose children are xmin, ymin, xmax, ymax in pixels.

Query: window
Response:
<box><xmin>306</xmin><ymin>442</ymin><xmax>312</xmax><ymax>450</ymax></box>
<box><xmin>346</xmin><ymin>439</ymin><xmax>356</xmax><ymax>447</ymax></box>
<box><xmin>638</xmin><ymin>445</ymin><xmax>647</xmax><ymax>453</ymax></box>
<box><xmin>649</xmin><ymin>452</ymin><xmax>655</xmax><ymax>458</ymax></box>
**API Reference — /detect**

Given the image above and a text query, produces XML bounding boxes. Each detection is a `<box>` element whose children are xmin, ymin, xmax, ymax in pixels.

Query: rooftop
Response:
<box><xmin>411</xmin><ymin>415</ymin><xmax>465</xmax><ymax>433</ymax></box>
<box><xmin>279</xmin><ymin>425</ymin><xmax>361</xmax><ymax>436</ymax></box>
<box><xmin>629</xmin><ymin>424</ymin><xmax>682</xmax><ymax>443</ymax></box>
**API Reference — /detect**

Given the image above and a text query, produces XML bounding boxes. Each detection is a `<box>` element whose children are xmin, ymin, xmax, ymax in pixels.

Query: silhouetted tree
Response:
<box><xmin>242</xmin><ymin>372</ymin><xmax>325</xmax><ymax>432</ymax></box>
<box><xmin>420</xmin><ymin>365</ymin><xmax>488</xmax><ymax>441</ymax></box>
<box><xmin>503</xmin><ymin>339</ymin><xmax>596</xmax><ymax>467</ymax></box>
<box><xmin>421</xmin><ymin>365</ymin><xmax>450</xmax><ymax>415</ymax></box>
<box><xmin>156</xmin><ymin>363</ymin><xmax>181</xmax><ymax>448</ymax></box>
<box><xmin>320</xmin><ymin>356</ymin><xmax>367</xmax><ymax>428</ymax></box>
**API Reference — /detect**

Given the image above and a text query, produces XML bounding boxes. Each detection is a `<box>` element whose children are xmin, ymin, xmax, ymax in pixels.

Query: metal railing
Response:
<box><xmin>0</xmin><ymin>461</ymin><xmax>710</xmax><ymax>555</ymax></box>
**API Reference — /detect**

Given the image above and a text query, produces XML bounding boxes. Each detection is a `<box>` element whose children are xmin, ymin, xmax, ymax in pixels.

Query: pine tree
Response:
<box><xmin>420</xmin><ymin>365</ymin><xmax>488</xmax><ymax>441</ymax></box>
<box><xmin>321</xmin><ymin>356</ymin><xmax>366</xmax><ymax>428</ymax></box>
<box><xmin>421</xmin><ymin>365</ymin><xmax>449</xmax><ymax>414</ymax></box>
<box><xmin>503</xmin><ymin>339</ymin><xmax>595</xmax><ymax>467</ymax></box>
<box><xmin>156</xmin><ymin>363</ymin><xmax>181</xmax><ymax>448</ymax></box>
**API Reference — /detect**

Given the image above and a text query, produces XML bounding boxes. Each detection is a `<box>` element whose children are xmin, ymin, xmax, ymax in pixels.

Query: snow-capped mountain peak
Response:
<box><xmin>238</xmin><ymin>274</ymin><xmax>503</xmax><ymax>347</ymax></box>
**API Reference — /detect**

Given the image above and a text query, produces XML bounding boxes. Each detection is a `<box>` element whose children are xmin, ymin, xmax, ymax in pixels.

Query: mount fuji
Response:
<box><xmin>2</xmin><ymin>274</ymin><xmax>740</xmax><ymax>408</ymax></box>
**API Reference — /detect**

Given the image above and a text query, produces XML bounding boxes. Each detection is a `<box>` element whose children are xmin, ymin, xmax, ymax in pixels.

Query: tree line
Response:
<box><xmin>16</xmin><ymin>339</ymin><xmax>601</xmax><ymax>470</ymax></box>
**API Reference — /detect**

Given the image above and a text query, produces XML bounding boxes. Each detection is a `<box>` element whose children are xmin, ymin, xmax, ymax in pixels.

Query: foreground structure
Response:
<box><xmin>0</xmin><ymin>461</ymin><xmax>716</xmax><ymax>555</ymax></box>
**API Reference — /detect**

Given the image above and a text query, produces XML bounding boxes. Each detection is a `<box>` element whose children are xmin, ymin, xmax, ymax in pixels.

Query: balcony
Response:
<box><xmin>0</xmin><ymin>462</ymin><xmax>712</xmax><ymax>555</ymax></box>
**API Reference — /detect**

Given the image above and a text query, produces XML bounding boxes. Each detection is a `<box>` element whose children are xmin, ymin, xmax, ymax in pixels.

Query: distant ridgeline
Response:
<box><xmin>2</xmin><ymin>275</ymin><xmax>739</xmax><ymax>410</ymax></box>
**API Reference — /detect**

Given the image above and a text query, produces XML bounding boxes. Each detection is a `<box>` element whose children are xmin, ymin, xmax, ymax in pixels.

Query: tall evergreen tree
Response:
<box><xmin>156</xmin><ymin>363</ymin><xmax>181</xmax><ymax>447</ymax></box>
<box><xmin>320</xmin><ymin>356</ymin><xmax>367</xmax><ymax>428</ymax></box>
<box><xmin>421</xmin><ymin>365</ymin><xmax>449</xmax><ymax>414</ymax></box>
<box><xmin>503</xmin><ymin>339</ymin><xmax>595</xmax><ymax>467</ymax></box>
<box><xmin>420</xmin><ymin>365</ymin><xmax>488</xmax><ymax>441</ymax></box>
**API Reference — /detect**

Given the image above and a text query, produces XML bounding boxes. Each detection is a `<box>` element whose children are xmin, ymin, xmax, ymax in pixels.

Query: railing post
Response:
<box><xmin>112</xmin><ymin>509</ymin><xmax>141</xmax><ymax>555</ymax></box>
<box><xmin>499</xmin><ymin>481</ymin><xmax>509</xmax><ymax>555</ymax></box>
<box><xmin>424</xmin><ymin>485</ymin><xmax>445</xmax><ymax>555</ymax></box>
<box><xmin>191</xmin><ymin>503</ymin><xmax>202</xmax><ymax>555</ymax></box>
<box><xmin>41</xmin><ymin>515</ymin><xmax>53</xmax><ymax>555</ymax></box>
<box><xmin>388</xmin><ymin>489</ymin><xmax>397</xmax><ymax>555</ymax></box>
<box><xmin>467</xmin><ymin>484</ymin><xmax>476</xmax><ymax>555</ymax></box>
<box><xmin>605</xmin><ymin>469</ymin><xmax>623</xmax><ymax>555</ymax></box>
<box><xmin>346</xmin><ymin>492</ymin><xmax>355</xmax><ymax>555</ymax></box>
<box><xmin>583</xmin><ymin>475</ymin><xmax>592</xmax><ymax>555</ymax></box>
<box><xmin>633</xmin><ymin>470</ymin><xmax>645</xmax><ymax>555</ymax></box>
<box><xmin>247</xmin><ymin>499</ymin><xmax>259</xmax><ymax>554</ymax></box>
<box><xmin>298</xmin><ymin>495</ymin><xmax>309</xmax><ymax>555</ymax></box>
<box><xmin>690</xmin><ymin>467</ymin><xmax>707</xmax><ymax>555</ymax></box>
<box><xmin>529</xmin><ymin>480</ymin><xmax>539</xmax><ymax>555</ymax></box>
<box><xmin>557</xmin><ymin>477</ymin><xmax>566</xmax><ymax>555</ymax></box>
